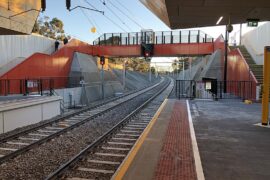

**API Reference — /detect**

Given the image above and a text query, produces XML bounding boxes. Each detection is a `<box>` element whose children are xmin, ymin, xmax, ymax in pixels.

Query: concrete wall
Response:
<box><xmin>197</xmin><ymin>50</ymin><xmax>223</xmax><ymax>81</ymax></box>
<box><xmin>242</xmin><ymin>22</ymin><xmax>270</xmax><ymax>65</ymax></box>
<box><xmin>0</xmin><ymin>34</ymin><xmax>57</xmax><ymax>68</ymax></box>
<box><xmin>68</xmin><ymin>52</ymin><xmax>124</xmax><ymax>105</ymax></box>
<box><xmin>0</xmin><ymin>96</ymin><xmax>62</xmax><ymax>134</ymax></box>
<box><xmin>112</xmin><ymin>69</ymin><xmax>159</xmax><ymax>90</ymax></box>
<box><xmin>55</xmin><ymin>87</ymin><xmax>82</xmax><ymax>108</ymax></box>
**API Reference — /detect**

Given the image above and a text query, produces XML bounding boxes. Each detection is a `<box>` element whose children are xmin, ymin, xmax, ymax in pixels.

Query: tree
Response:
<box><xmin>32</xmin><ymin>16</ymin><xmax>70</xmax><ymax>40</ymax></box>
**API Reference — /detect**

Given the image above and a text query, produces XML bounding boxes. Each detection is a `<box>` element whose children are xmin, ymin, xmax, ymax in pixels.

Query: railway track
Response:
<box><xmin>0</xmin><ymin>78</ymin><xmax>166</xmax><ymax>164</ymax></box>
<box><xmin>46</xmin><ymin>78</ymin><xmax>174</xmax><ymax>180</ymax></box>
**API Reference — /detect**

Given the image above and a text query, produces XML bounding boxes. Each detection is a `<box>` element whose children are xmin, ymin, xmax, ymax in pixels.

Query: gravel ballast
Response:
<box><xmin>0</xmin><ymin>80</ymin><xmax>170</xmax><ymax>179</ymax></box>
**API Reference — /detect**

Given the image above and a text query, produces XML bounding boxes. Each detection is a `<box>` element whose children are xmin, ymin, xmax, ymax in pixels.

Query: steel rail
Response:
<box><xmin>0</xmin><ymin>82</ymin><xmax>157</xmax><ymax>144</ymax></box>
<box><xmin>45</xmin><ymin>78</ymin><xmax>171</xmax><ymax>180</ymax></box>
<box><xmin>0</xmin><ymin>80</ymin><xmax>165</xmax><ymax>164</ymax></box>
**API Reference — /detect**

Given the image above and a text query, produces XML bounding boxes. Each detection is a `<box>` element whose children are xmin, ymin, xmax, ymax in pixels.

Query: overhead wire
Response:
<box><xmin>79</xmin><ymin>8</ymin><xmax>103</xmax><ymax>36</ymax></box>
<box><xmin>114</xmin><ymin>0</ymin><xmax>144</xmax><ymax>26</ymax></box>
<box><xmin>97</xmin><ymin>0</ymin><xmax>133</xmax><ymax>31</ymax></box>
<box><xmin>79</xmin><ymin>0</ymin><xmax>104</xmax><ymax>35</ymax></box>
<box><xmin>84</xmin><ymin>0</ymin><xmax>128</xmax><ymax>32</ymax></box>
<box><xmin>108</xmin><ymin>0</ymin><xmax>144</xmax><ymax>29</ymax></box>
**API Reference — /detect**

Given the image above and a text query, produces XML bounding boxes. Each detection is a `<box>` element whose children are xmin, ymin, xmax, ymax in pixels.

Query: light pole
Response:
<box><xmin>224</xmin><ymin>23</ymin><xmax>233</xmax><ymax>93</ymax></box>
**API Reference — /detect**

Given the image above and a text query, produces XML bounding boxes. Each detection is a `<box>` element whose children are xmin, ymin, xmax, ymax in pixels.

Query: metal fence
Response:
<box><xmin>0</xmin><ymin>77</ymin><xmax>83</xmax><ymax>96</ymax></box>
<box><xmin>93</xmin><ymin>30</ymin><xmax>214</xmax><ymax>46</ymax></box>
<box><xmin>175</xmin><ymin>80</ymin><xmax>255</xmax><ymax>100</ymax></box>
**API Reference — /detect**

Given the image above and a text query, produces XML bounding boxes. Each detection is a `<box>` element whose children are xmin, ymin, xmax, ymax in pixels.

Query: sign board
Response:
<box><xmin>27</xmin><ymin>81</ymin><xmax>38</xmax><ymax>88</ymax></box>
<box><xmin>27</xmin><ymin>81</ymin><xmax>34</xmax><ymax>88</ymax></box>
<box><xmin>205</xmin><ymin>82</ymin><xmax>212</xmax><ymax>90</ymax></box>
<box><xmin>247</xmin><ymin>19</ymin><xmax>259</xmax><ymax>27</ymax></box>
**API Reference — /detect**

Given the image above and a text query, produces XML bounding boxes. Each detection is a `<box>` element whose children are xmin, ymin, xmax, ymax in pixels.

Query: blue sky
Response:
<box><xmin>42</xmin><ymin>0</ymin><xmax>170</xmax><ymax>43</ymax></box>
<box><xmin>42</xmin><ymin>0</ymin><xmax>262</xmax><ymax>44</ymax></box>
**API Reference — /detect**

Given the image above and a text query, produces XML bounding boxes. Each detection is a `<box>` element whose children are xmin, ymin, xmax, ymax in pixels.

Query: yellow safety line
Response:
<box><xmin>112</xmin><ymin>99</ymin><xmax>168</xmax><ymax>180</ymax></box>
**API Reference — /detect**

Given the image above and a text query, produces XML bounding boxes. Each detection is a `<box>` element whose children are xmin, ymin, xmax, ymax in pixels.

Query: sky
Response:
<box><xmin>41</xmin><ymin>0</ymin><xmax>264</xmax><ymax>44</ymax></box>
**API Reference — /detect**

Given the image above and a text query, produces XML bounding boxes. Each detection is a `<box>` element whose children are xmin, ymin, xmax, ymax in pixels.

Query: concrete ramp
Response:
<box><xmin>0</xmin><ymin>57</ymin><xmax>25</xmax><ymax>77</ymax></box>
<box><xmin>69</xmin><ymin>52</ymin><xmax>123</xmax><ymax>104</ymax></box>
<box><xmin>196</xmin><ymin>50</ymin><xmax>222</xmax><ymax>81</ymax></box>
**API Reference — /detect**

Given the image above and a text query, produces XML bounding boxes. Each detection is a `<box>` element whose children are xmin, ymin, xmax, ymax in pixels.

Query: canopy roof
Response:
<box><xmin>0</xmin><ymin>0</ymin><xmax>40</xmax><ymax>35</ymax></box>
<box><xmin>140</xmin><ymin>0</ymin><xmax>270</xmax><ymax>29</ymax></box>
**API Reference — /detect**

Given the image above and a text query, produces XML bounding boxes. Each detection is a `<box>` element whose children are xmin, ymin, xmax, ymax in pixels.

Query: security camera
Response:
<box><xmin>227</xmin><ymin>24</ymin><xmax>233</xmax><ymax>33</ymax></box>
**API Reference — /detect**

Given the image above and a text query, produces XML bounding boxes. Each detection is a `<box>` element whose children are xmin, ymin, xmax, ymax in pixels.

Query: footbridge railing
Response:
<box><xmin>93</xmin><ymin>30</ymin><xmax>214</xmax><ymax>46</ymax></box>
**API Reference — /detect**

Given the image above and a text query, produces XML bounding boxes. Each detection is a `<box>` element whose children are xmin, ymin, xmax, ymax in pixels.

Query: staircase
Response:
<box><xmin>237</xmin><ymin>46</ymin><xmax>263</xmax><ymax>84</ymax></box>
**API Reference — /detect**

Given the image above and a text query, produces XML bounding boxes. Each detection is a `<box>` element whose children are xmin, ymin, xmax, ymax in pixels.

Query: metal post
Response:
<box><xmin>240</xmin><ymin>23</ymin><xmax>242</xmax><ymax>45</ymax></box>
<box><xmin>224</xmin><ymin>26</ymin><xmax>228</xmax><ymax>93</ymax></box>
<box><xmin>123</xmin><ymin>61</ymin><xmax>126</xmax><ymax>90</ymax></box>
<box><xmin>197</xmin><ymin>30</ymin><xmax>200</xmax><ymax>43</ymax></box>
<box><xmin>262</xmin><ymin>46</ymin><xmax>270</xmax><ymax>125</ymax></box>
<box><xmin>149</xmin><ymin>63</ymin><xmax>152</xmax><ymax>82</ymax></box>
<box><xmin>40</xmin><ymin>79</ymin><xmax>43</xmax><ymax>96</ymax></box>
<box><xmin>136</xmin><ymin>32</ymin><xmax>138</xmax><ymax>45</ymax></box>
<box><xmin>189</xmin><ymin>58</ymin><xmax>192</xmax><ymax>78</ymax></box>
<box><xmin>171</xmin><ymin>31</ymin><xmax>173</xmax><ymax>44</ymax></box>
<box><xmin>179</xmin><ymin>31</ymin><xmax>182</xmax><ymax>43</ymax></box>
<box><xmin>101</xmin><ymin>64</ymin><xmax>104</xmax><ymax>99</ymax></box>
<box><xmin>183</xmin><ymin>61</ymin><xmax>185</xmax><ymax>80</ymax></box>
<box><xmin>120</xmin><ymin>33</ymin><xmax>122</xmax><ymax>45</ymax></box>
<box><xmin>112</xmin><ymin>33</ymin><xmax>114</xmax><ymax>45</ymax></box>
<box><xmin>128</xmin><ymin>33</ymin><xmax>130</xmax><ymax>45</ymax></box>
<box><xmin>162</xmin><ymin>32</ymin><xmax>164</xmax><ymax>44</ymax></box>
<box><xmin>25</xmin><ymin>79</ymin><xmax>28</xmax><ymax>96</ymax></box>
<box><xmin>188</xmin><ymin>30</ymin><xmax>191</xmax><ymax>43</ymax></box>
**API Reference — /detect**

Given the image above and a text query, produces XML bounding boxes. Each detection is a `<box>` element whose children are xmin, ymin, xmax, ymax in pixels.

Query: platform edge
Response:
<box><xmin>186</xmin><ymin>100</ymin><xmax>205</xmax><ymax>180</ymax></box>
<box><xmin>111</xmin><ymin>99</ymin><xmax>168</xmax><ymax>180</ymax></box>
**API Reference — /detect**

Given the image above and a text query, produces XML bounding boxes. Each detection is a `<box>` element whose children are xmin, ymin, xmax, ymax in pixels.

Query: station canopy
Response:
<box><xmin>0</xmin><ymin>0</ymin><xmax>40</xmax><ymax>35</ymax></box>
<box><xmin>140</xmin><ymin>0</ymin><xmax>270</xmax><ymax>29</ymax></box>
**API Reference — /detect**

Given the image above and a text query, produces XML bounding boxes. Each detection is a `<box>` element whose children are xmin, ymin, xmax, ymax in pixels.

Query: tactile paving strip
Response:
<box><xmin>154</xmin><ymin>100</ymin><xmax>197</xmax><ymax>180</ymax></box>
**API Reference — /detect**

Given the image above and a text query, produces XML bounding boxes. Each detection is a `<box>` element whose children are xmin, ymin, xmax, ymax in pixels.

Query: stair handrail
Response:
<box><xmin>236</xmin><ymin>48</ymin><xmax>259</xmax><ymax>84</ymax></box>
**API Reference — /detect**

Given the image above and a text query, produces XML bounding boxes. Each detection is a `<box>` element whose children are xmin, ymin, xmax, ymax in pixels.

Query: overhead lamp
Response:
<box><xmin>216</xmin><ymin>16</ymin><xmax>223</xmax><ymax>25</ymax></box>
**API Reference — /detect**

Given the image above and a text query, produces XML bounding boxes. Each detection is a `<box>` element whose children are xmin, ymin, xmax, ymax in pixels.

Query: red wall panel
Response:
<box><xmin>0</xmin><ymin>39</ymin><xmax>216</xmax><ymax>95</ymax></box>
<box><xmin>227</xmin><ymin>49</ymin><xmax>258</xmax><ymax>100</ymax></box>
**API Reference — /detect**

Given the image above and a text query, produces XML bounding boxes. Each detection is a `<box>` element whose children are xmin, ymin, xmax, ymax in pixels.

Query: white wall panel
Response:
<box><xmin>0</xmin><ymin>96</ymin><xmax>61</xmax><ymax>133</ymax></box>
<box><xmin>0</xmin><ymin>34</ymin><xmax>56</xmax><ymax>68</ymax></box>
<box><xmin>42</xmin><ymin>101</ymin><xmax>60</xmax><ymax>120</ymax></box>
<box><xmin>4</xmin><ymin>105</ymin><xmax>42</xmax><ymax>132</ymax></box>
<box><xmin>242</xmin><ymin>22</ymin><xmax>270</xmax><ymax>65</ymax></box>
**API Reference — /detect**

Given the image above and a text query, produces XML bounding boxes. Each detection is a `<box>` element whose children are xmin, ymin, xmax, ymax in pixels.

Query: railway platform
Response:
<box><xmin>113</xmin><ymin>98</ymin><xmax>270</xmax><ymax>180</ymax></box>
<box><xmin>113</xmin><ymin>99</ymin><xmax>202</xmax><ymax>180</ymax></box>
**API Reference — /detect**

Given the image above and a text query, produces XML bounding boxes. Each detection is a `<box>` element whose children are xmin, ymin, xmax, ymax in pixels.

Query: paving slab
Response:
<box><xmin>191</xmin><ymin>99</ymin><xmax>270</xmax><ymax>180</ymax></box>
